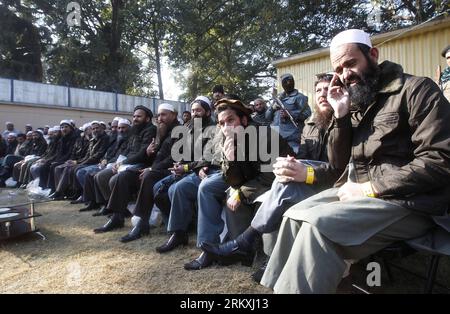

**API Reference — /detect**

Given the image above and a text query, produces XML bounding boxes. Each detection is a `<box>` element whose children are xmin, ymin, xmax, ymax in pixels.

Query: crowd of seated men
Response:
<box><xmin>2</xmin><ymin>29</ymin><xmax>449</xmax><ymax>294</ymax></box>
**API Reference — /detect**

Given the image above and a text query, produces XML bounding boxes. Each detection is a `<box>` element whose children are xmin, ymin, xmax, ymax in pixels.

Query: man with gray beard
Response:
<box><xmin>94</xmin><ymin>104</ymin><xmax>180</xmax><ymax>242</ymax></box>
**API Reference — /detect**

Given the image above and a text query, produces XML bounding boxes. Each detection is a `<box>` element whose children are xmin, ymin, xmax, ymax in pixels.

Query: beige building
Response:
<box><xmin>273</xmin><ymin>16</ymin><xmax>450</xmax><ymax>108</ymax></box>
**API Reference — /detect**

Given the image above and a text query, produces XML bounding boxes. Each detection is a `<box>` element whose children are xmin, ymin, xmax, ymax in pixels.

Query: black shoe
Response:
<box><xmin>66</xmin><ymin>193</ymin><xmax>81</xmax><ymax>201</ymax></box>
<box><xmin>92</xmin><ymin>205</ymin><xmax>110</xmax><ymax>216</ymax></box>
<box><xmin>80</xmin><ymin>201</ymin><xmax>100</xmax><ymax>212</ymax></box>
<box><xmin>201</xmin><ymin>239</ymin><xmax>250</xmax><ymax>256</ymax></box>
<box><xmin>49</xmin><ymin>192</ymin><xmax>64</xmax><ymax>200</ymax></box>
<box><xmin>93</xmin><ymin>214</ymin><xmax>124</xmax><ymax>233</ymax></box>
<box><xmin>70</xmin><ymin>196</ymin><xmax>84</xmax><ymax>204</ymax></box>
<box><xmin>120</xmin><ymin>223</ymin><xmax>149</xmax><ymax>243</ymax></box>
<box><xmin>201</xmin><ymin>241</ymin><xmax>254</xmax><ymax>267</ymax></box>
<box><xmin>156</xmin><ymin>231</ymin><xmax>188</xmax><ymax>253</ymax></box>
<box><xmin>184</xmin><ymin>251</ymin><xmax>214</xmax><ymax>271</ymax></box>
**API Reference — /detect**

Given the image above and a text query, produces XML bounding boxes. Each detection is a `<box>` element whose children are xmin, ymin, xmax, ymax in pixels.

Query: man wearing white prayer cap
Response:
<box><xmin>109</xmin><ymin>118</ymin><xmax>120</xmax><ymax>137</ymax></box>
<box><xmin>93</xmin><ymin>102</ymin><xmax>179</xmax><ymax>241</ymax></box>
<box><xmin>118</xmin><ymin>118</ymin><xmax>131</xmax><ymax>127</ymax></box>
<box><xmin>260</xmin><ymin>29</ymin><xmax>450</xmax><ymax>294</ymax></box>
<box><xmin>92</xmin><ymin>104</ymin><xmax>157</xmax><ymax>231</ymax></box>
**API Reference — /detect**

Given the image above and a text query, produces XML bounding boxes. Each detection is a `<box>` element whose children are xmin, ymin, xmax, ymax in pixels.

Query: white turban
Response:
<box><xmin>158</xmin><ymin>103</ymin><xmax>175</xmax><ymax>113</ymax></box>
<box><xmin>330</xmin><ymin>29</ymin><xmax>372</xmax><ymax>51</ymax></box>
<box><xmin>60</xmin><ymin>119</ymin><xmax>72</xmax><ymax>126</ymax></box>
<box><xmin>118</xmin><ymin>118</ymin><xmax>131</xmax><ymax>127</ymax></box>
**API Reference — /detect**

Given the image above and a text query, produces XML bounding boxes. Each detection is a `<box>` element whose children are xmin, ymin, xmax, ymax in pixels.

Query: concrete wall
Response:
<box><xmin>0</xmin><ymin>102</ymin><xmax>133</xmax><ymax>133</ymax></box>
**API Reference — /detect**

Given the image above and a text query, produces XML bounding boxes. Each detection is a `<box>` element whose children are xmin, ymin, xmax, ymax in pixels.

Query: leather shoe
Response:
<box><xmin>70</xmin><ymin>196</ymin><xmax>84</xmax><ymax>204</ymax></box>
<box><xmin>92</xmin><ymin>205</ymin><xmax>111</xmax><ymax>216</ymax></box>
<box><xmin>201</xmin><ymin>241</ymin><xmax>254</xmax><ymax>267</ymax></box>
<box><xmin>120</xmin><ymin>224</ymin><xmax>149</xmax><ymax>243</ymax></box>
<box><xmin>49</xmin><ymin>192</ymin><xmax>64</xmax><ymax>201</ymax></box>
<box><xmin>93</xmin><ymin>213</ymin><xmax>124</xmax><ymax>233</ymax></box>
<box><xmin>184</xmin><ymin>251</ymin><xmax>214</xmax><ymax>271</ymax></box>
<box><xmin>80</xmin><ymin>201</ymin><xmax>100</xmax><ymax>212</ymax></box>
<box><xmin>156</xmin><ymin>231</ymin><xmax>188</xmax><ymax>253</ymax></box>
<box><xmin>201</xmin><ymin>239</ymin><xmax>248</xmax><ymax>256</ymax></box>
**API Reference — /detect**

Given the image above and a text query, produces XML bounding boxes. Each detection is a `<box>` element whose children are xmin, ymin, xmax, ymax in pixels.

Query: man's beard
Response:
<box><xmin>156</xmin><ymin>122</ymin><xmax>170</xmax><ymax>143</ymax></box>
<box><xmin>314</xmin><ymin>105</ymin><xmax>333</xmax><ymax>130</ymax></box>
<box><xmin>130</xmin><ymin>121</ymin><xmax>146</xmax><ymax>135</ymax></box>
<box><xmin>345</xmin><ymin>60</ymin><xmax>380</xmax><ymax>112</ymax></box>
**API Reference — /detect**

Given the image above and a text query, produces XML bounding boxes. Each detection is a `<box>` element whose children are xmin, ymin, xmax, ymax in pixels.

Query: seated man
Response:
<box><xmin>81</xmin><ymin>107</ymin><xmax>156</xmax><ymax>215</ymax></box>
<box><xmin>14</xmin><ymin>127</ymin><xmax>59</xmax><ymax>187</ymax></box>
<box><xmin>50</xmin><ymin>121</ymin><xmax>109</xmax><ymax>200</ymax></box>
<box><xmin>154</xmin><ymin>96</ymin><xmax>216</xmax><ymax>253</ymax></box>
<box><xmin>93</xmin><ymin>103</ymin><xmax>179</xmax><ymax>242</ymax></box>
<box><xmin>260</xmin><ymin>29</ymin><xmax>450</xmax><ymax>293</ymax></box>
<box><xmin>201</xmin><ymin>74</ymin><xmax>344</xmax><ymax>280</ymax></box>
<box><xmin>184</xmin><ymin>98</ymin><xmax>293</xmax><ymax>271</ymax></box>
<box><xmin>79</xmin><ymin>118</ymin><xmax>131</xmax><ymax>211</ymax></box>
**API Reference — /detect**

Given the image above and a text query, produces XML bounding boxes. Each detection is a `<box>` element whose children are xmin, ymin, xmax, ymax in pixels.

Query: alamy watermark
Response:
<box><xmin>67</xmin><ymin>2</ymin><xmax>81</xmax><ymax>27</ymax></box>
<box><xmin>366</xmin><ymin>262</ymin><xmax>381</xmax><ymax>287</ymax></box>
<box><xmin>66</xmin><ymin>261</ymin><xmax>82</xmax><ymax>287</ymax></box>
<box><xmin>170</xmin><ymin>120</ymin><xmax>280</xmax><ymax>173</ymax></box>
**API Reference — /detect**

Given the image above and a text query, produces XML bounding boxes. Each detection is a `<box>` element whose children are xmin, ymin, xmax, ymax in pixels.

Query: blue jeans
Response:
<box><xmin>196</xmin><ymin>171</ymin><xmax>229</xmax><ymax>246</ymax></box>
<box><xmin>153</xmin><ymin>174</ymin><xmax>179</xmax><ymax>226</ymax></box>
<box><xmin>75</xmin><ymin>164</ymin><xmax>102</xmax><ymax>189</ymax></box>
<box><xmin>166</xmin><ymin>172</ymin><xmax>202</xmax><ymax>233</ymax></box>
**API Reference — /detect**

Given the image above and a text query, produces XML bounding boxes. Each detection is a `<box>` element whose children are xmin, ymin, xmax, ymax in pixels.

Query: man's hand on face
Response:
<box><xmin>273</xmin><ymin>155</ymin><xmax>307</xmax><ymax>183</ymax></box>
<box><xmin>327</xmin><ymin>73</ymin><xmax>350</xmax><ymax>118</ymax></box>
<box><xmin>222</xmin><ymin>129</ymin><xmax>236</xmax><ymax>161</ymax></box>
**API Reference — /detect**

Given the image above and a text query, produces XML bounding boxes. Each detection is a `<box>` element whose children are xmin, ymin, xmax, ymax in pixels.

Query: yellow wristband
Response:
<box><xmin>362</xmin><ymin>182</ymin><xmax>376</xmax><ymax>198</ymax></box>
<box><xmin>183</xmin><ymin>164</ymin><xmax>189</xmax><ymax>172</ymax></box>
<box><xmin>305</xmin><ymin>166</ymin><xmax>314</xmax><ymax>185</ymax></box>
<box><xmin>231</xmin><ymin>188</ymin><xmax>241</xmax><ymax>201</ymax></box>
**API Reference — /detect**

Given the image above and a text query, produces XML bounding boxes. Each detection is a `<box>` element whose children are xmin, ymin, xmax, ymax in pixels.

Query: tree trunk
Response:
<box><xmin>109</xmin><ymin>0</ymin><xmax>124</xmax><ymax>92</ymax></box>
<box><xmin>152</xmin><ymin>21</ymin><xmax>164</xmax><ymax>99</ymax></box>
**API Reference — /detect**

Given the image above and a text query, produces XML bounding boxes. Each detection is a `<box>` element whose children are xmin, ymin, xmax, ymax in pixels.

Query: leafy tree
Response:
<box><xmin>0</xmin><ymin>0</ymin><xmax>49</xmax><ymax>81</ymax></box>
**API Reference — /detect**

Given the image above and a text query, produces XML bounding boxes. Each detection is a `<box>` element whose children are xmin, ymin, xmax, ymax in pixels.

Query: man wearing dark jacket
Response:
<box><xmin>261</xmin><ymin>29</ymin><xmax>450</xmax><ymax>294</ymax></box>
<box><xmin>93</xmin><ymin>104</ymin><xmax>177</xmax><ymax>239</ymax></box>
<box><xmin>184</xmin><ymin>98</ymin><xmax>293</xmax><ymax>270</ymax></box>
<box><xmin>50</xmin><ymin>121</ymin><xmax>109</xmax><ymax>199</ymax></box>
<box><xmin>31</xmin><ymin>120</ymin><xmax>78</xmax><ymax>190</ymax></box>
<box><xmin>201</xmin><ymin>74</ymin><xmax>343</xmax><ymax>279</ymax></box>
<box><xmin>82</xmin><ymin>107</ymin><xmax>156</xmax><ymax>214</ymax></box>
<box><xmin>80</xmin><ymin>118</ymin><xmax>131</xmax><ymax>212</ymax></box>
<box><xmin>154</xmin><ymin>96</ymin><xmax>217</xmax><ymax>252</ymax></box>
<box><xmin>15</xmin><ymin>128</ymin><xmax>57</xmax><ymax>186</ymax></box>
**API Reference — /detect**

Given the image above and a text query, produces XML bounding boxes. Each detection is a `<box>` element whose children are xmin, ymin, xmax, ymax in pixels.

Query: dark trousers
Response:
<box><xmin>107</xmin><ymin>169</ymin><xmax>170</xmax><ymax>221</ymax></box>
<box><xmin>94</xmin><ymin>168</ymin><xmax>116</xmax><ymax>204</ymax></box>
<box><xmin>43</xmin><ymin>161</ymin><xmax>64</xmax><ymax>190</ymax></box>
<box><xmin>133</xmin><ymin>169</ymin><xmax>170</xmax><ymax>222</ymax></box>
<box><xmin>54</xmin><ymin>163</ymin><xmax>88</xmax><ymax>195</ymax></box>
